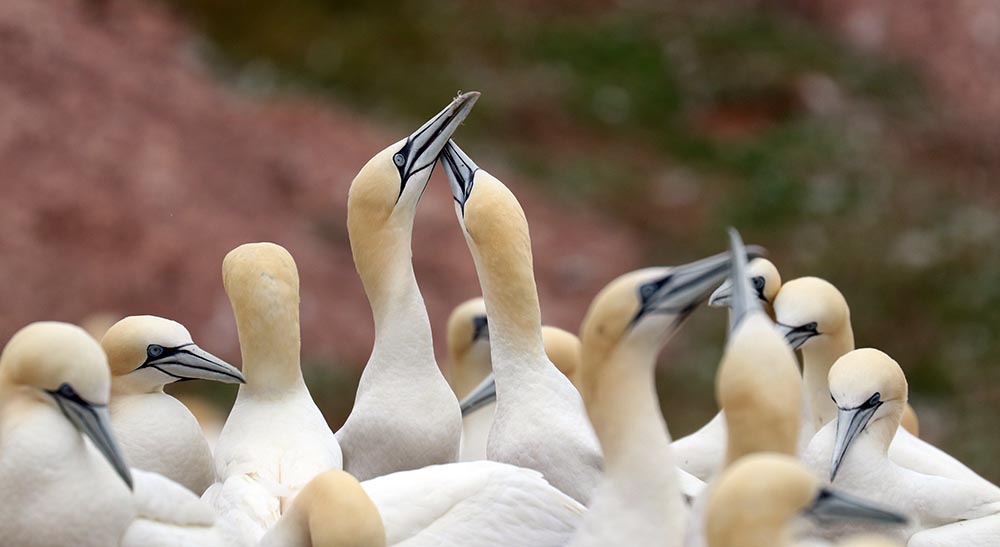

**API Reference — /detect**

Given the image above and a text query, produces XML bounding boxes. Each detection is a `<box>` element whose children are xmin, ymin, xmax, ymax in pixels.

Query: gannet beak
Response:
<box><xmin>394</xmin><ymin>91</ymin><xmax>480</xmax><ymax>197</ymax></box>
<box><xmin>472</xmin><ymin>315</ymin><xmax>489</xmax><ymax>342</ymax></box>
<box><xmin>459</xmin><ymin>373</ymin><xmax>496</xmax><ymax>416</ymax></box>
<box><xmin>806</xmin><ymin>487</ymin><xmax>908</xmax><ymax>525</ymax></box>
<box><xmin>140</xmin><ymin>344</ymin><xmax>246</xmax><ymax>384</ymax></box>
<box><xmin>440</xmin><ymin>139</ymin><xmax>479</xmax><ymax>214</ymax></box>
<box><xmin>48</xmin><ymin>383</ymin><xmax>134</xmax><ymax>490</ymax></box>
<box><xmin>707</xmin><ymin>279</ymin><xmax>734</xmax><ymax>308</ymax></box>
<box><xmin>726</xmin><ymin>228</ymin><xmax>763</xmax><ymax>332</ymax></box>
<box><xmin>830</xmin><ymin>400</ymin><xmax>882</xmax><ymax>481</ymax></box>
<box><xmin>775</xmin><ymin>322</ymin><xmax>819</xmax><ymax>351</ymax></box>
<box><xmin>631</xmin><ymin>243</ymin><xmax>766</xmax><ymax>326</ymax></box>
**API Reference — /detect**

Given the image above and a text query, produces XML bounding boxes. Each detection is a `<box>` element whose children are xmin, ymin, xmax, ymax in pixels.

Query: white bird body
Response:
<box><xmin>672</xmin><ymin>412</ymin><xmax>726</xmax><ymax>482</ymax></box>
<box><xmin>0</xmin><ymin>395</ymin><xmax>135</xmax><ymax>547</ymax></box>
<box><xmin>110</xmin><ymin>390</ymin><xmax>216</xmax><ymax>495</ymax></box>
<box><xmin>122</xmin><ymin>468</ymin><xmax>227</xmax><ymax>547</ymax></box>
<box><xmin>362</xmin><ymin>460</ymin><xmax>584</xmax><ymax>547</ymax></box>
<box><xmin>460</xmin><ymin>403</ymin><xmax>494</xmax><ymax>461</ymax></box>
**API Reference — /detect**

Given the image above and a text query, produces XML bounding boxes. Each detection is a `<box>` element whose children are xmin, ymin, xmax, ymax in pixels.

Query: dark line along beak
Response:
<box><xmin>49</xmin><ymin>383</ymin><xmax>134</xmax><ymax>490</ymax></box>
<box><xmin>726</xmin><ymin>228</ymin><xmax>763</xmax><ymax>333</ymax></box>
<box><xmin>394</xmin><ymin>92</ymin><xmax>480</xmax><ymax>201</ymax></box>
<box><xmin>805</xmin><ymin>487</ymin><xmax>908</xmax><ymax>525</ymax></box>
<box><xmin>459</xmin><ymin>373</ymin><xmax>496</xmax><ymax>416</ymax></box>
<box><xmin>471</xmin><ymin>315</ymin><xmax>489</xmax><ymax>342</ymax></box>
<box><xmin>440</xmin><ymin>139</ymin><xmax>479</xmax><ymax>215</ymax></box>
<box><xmin>140</xmin><ymin>344</ymin><xmax>246</xmax><ymax>384</ymax></box>
<box><xmin>775</xmin><ymin>322</ymin><xmax>819</xmax><ymax>351</ymax></box>
<box><xmin>830</xmin><ymin>399</ymin><xmax>883</xmax><ymax>481</ymax></box>
<box><xmin>631</xmin><ymin>244</ymin><xmax>766</xmax><ymax>328</ymax></box>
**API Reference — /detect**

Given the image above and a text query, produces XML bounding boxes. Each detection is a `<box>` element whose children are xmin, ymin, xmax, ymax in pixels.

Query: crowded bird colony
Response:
<box><xmin>1</xmin><ymin>92</ymin><xmax>997</xmax><ymax>547</ymax></box>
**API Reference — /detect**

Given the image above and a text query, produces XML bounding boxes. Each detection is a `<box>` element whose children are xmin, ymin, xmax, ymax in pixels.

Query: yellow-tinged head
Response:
<box><xmin>294</xmin><ymin>470</ymin><xmax>386</xmax><ymax>547</ymax></box>
<box><xmin>446</xmin><ymin>298</ymin><xmax>489</xmax><ymax>367</ymax></box>
<box><xmin>900</xmin><ymin>403</ymin><xmax>920</xmax><ymax>437</ymax></box>
<box><xmin>773</xmin><ymin>276</ymin><xmax>850</xmax><ymax>351</ymax></box>
<box><xmin>102</xmin><ymin>315</ymin><xmax>244</xmax><ymax>389</ymax></box>
<box><xmin>709</xmin><ymin>258</ymin><xmax>782</xmax><ymax>309</ymax></box>
<box><xmin>223</xmin><ymin>242</ymin><xmax>300</xmax><ymax>312</ymax></box>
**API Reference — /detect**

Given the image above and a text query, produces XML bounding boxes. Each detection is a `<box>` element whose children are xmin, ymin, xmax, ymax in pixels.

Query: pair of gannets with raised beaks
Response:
<box><xmin>446</xmin><ymin>297</ymin><xmax>583</xmax><ymax>461</ymax></box>
<box><xmin>104</xmin><ymin>315</ymin><xmax>245</xmax><ymax>495</ymax></box>
<box><xmin>0</xmin><ymin>322</ymin><xmax>228</xmax><ymax>546</ymax></box>
<box><xmin>802</xmin><ymin>348</ymin><xmax>1000</xmax><ymax>546</ymax></box>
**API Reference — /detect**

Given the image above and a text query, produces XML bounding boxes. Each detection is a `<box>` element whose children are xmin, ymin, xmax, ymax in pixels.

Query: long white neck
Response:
<box><xmin>583</xmin><ymin>341</ymin><xmax>684</xmax><ymax>544</ymax></box>
<box><xmin>801</xmin><ymin>327</ymin><xmax>854</xmax><ymax>430</ymax></box>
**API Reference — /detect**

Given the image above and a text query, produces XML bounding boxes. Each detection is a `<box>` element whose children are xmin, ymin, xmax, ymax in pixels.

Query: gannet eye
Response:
<box><xmin>751</xmin><ymin>276</ymin><xmax>765</xmax><ymax>292</ymax></box>
<box><xmin>393</xmin><ymin>153</ymin><xmax>406</xmax><ymax>167</ymax></box>
<box><xmin>804</xmin><ymin>322</ymin><xmax>818</xmax><ymax>332</ymax></box>
<box><xmin>147</xmin><ymin>345</ymin><xmax>164</xmax><ymax>358</ymax></box>
<box><xmin>864</xmin><ymin>392</ymin><xmax>881</xmax><ymax>408</ymax></box>
<box><xmin>639</xmin><ymin>284</ymin><xmax>657</xmax><ymax>300</ymax></box>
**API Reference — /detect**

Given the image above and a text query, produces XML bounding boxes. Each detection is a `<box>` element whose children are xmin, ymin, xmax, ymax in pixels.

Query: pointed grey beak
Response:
<box><xmin>393</xmin><ymin>92</ymin><xmax>480</xmax><ymax>199</ymax></box>
<box><xmin>140</xmin><ymin>344</ymin><xmax>246</xmax><ymax>384</ymax></box>
<box><xmin>726</xmin><ymin>228</ymin><xmax>763</xmax><ymax>333</ymax></box>
<box><xmin>459</xmin><ymin>373</ymin><xmax>496</xmax><ymax>416</ymax></box>
<box><xmin>776</xmin><ymin>322</ymin><xmax>819</xmax><ymax>351</ymax></box>
<box><xmin>830</xmin><ymin>402</ymin><xmax>882</xmax><ymax>481</ymax></box>
<box><xmin>440</xmin><ymin>139</ymin><xmax>479</xmax><ymax>214</ymax></box>
<box><xmin>632</xmin><ymin>244</ymin><xmax>766</xmax><ymax>326</ymax></box>
<box><xmin>708</xmin><ymin>278</ymin><xmax>735</xmax><ymax>308</ymax></box>
<box><xmin>806</xmin><ymin>487</ymin><xmax>908</xmax><ymax>525</ymax></box>
<box><xmin>49</xmin><ymin>383</ymin><xmax>134</xmax><ymax>490</ymax></box>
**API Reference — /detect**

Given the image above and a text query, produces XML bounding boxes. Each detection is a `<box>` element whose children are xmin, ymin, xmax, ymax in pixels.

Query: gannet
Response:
<box><xmin>684</xmin><ymin>230</ymin><xmax>801</xmax><ymax>547</ymax></box>
<box><xmin>103</xmin><ymin>315</ymin><xmax>245</xmax><ymax>495</ymax></box>
<box><xmin>774</xmin><ymin>278</ymin><xmax>997</xmax><ymax>488</ymax></box>
<box><xmin>260</xmin><ymin>470</ymin><xmax>386</xmax><ymax>547</ymax></box>
<box><xmin>570</xmin><ymin>237</ymin><xmax>759</xmax><ymax>546</ymax></box>
<box><xmin>336</xmin><ymin>92</ymin><xmax>480</xmax><ymax>481</ymax></box>
<box><xmin>440</xmin><ymin>139</ymin><xmax>601</xmax><ymax>504</ymax></box>
<box><xmin>707</xmin><ymin>257</ymin><xmax>781</xmax><ymax>318</ymax></box>
<box><xmin>0</xmin><ymin>322</ymin><xmax>226</xmax><ymax>547</ymax></box>
<box><xmin>802</xmin><ymin>348</ymin><xmax>1000</xmax><ymax>544</ymax></box>
<box><xmin>706</xmin><ymin>453</ymin><xmax>906</xmax><ymax>547</ymax></box>
<box><xmin>203</xmin><ymin>242</ymin><xmax>342</xmax><ymax>544</ymax></box>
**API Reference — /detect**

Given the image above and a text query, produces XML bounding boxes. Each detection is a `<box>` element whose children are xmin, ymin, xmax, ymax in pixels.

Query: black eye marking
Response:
<box><xmin>147</xmin><ymin>344</ymin><xmax>164</xmax><ymax>358</ymax></box>
<box><xmin>393</xmin><ymin>153</ymin><xmax>406</xmax><ymax>167</ymax></box>
<box><xmin>751</xmin><ymin>276</ymin><xmax>765</xmax><ymax>292</ymax></box>
<box><xmin>862</xmin><ymin>392</ymin><xmax>881</xmax><ymax>409</ymax></box>
<box><xmin>805</xmin><ymin>321</ymin><xmax>818</xmax><ymax>331</ymax></box>
<box><xmin>640</xmin><ymin>283</ymin><xmax>657</xmax><ymax>300</ymax></box>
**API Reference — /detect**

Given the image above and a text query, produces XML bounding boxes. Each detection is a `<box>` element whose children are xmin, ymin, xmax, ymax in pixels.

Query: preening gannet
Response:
<box><xmin>571</xmin><ymin>237</ymin><xmax>759</xmax><ymax>546</ymax></box>
<box><xmin>706</xmin><ymin>454</ymin><xmax>906</xmax><ymax>547</ymax></box>
<box><xmin>203</xmin><ymin>242</ymin><xmax>342</xmax><ymax>544</ymax></box>
<box><xmin>441</xmin><ymin>140</ymin><xmax>601</xmax><ymax>504</ymax></box>
<box><xmin>104</xmin><ymin>315</ymin><xmax>245</xmax><ymax>495</ymax></box>
<box><xmin>336</xmin><ymin>93</ymin><xmax>480</xmax><ymax>481</ymax></box>
<box><xmin>0</xmin><ymin>322</ymin><xmax>135</xmax><ymax>546</ymax></box>
<box><xmin>260</xmin><ymin>470</ymin><xmax>386</xmax><ymax>547</ymax></box>
<box><xmin>802</xmin><ymin>348</ymin><xmax>1000</xmax><ymax>544</ymax></box>
<box><xmin>774</xmin><ymin>278</ymin><xmax>996</xmax><ymax>488</ymax></box>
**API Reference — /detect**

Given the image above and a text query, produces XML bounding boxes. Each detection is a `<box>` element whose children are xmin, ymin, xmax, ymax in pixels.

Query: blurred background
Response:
<box><xmin>2</xmin><ymin>0</ymin><xmax>998</xmax><ymax>480</ymax></box>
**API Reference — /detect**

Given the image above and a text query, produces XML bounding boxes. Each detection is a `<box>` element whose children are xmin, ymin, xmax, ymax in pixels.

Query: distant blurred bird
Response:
<box><xmin>104</xmin><ymin>315</ymin><xmax>244</xmax><ymax>495</ymax></box>
<box><xmin>441</xmin><ymin>140</ymin><xmax>601</xmax><ymax>504</ymax></box>
<box><xmin>803</xmin><ymin>348</ymin><xmax>1000</xmax><ymax>544</ymax></box>
<box><xmin>203</xmin><ymin>242</ymin><xmax>342</xmax><ymax>544</ymax></box>
<box><xmin>336</xmin><ymin>93</ymin><xmax>479</xmax><ymax>481</ymax></box>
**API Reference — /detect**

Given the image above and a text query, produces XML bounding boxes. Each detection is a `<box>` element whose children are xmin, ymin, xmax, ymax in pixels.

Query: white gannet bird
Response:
<box><xmin>802</xmin><ymin>348</ymin><xmax>1000</xmax><ymax>544</ymax></box>
<box><xmin>260</xmin><ymin>470</ymin><xmax>386</xmax><ymax>547</ymax></box>
<box><xmin>707</xmin><ymin>257</ymin><xmax>782</xmax><ymax>318</ymax></box>
<box><xmin>773</xmin><ymin>278</ymin><xmax>996</xmax><ymax>488</ymax></box>
<box><xmin>570</xmin><ymin>239</ymin><xmax>757</xmax><ymax>546</ymax></box>
<box><xmin>204</xmin><ymin>242</ymin><xmax>342</xmax><ymax>544</ymax></box>
<box><xmin>448</xmin><ymin>298</ymin><xmax>586</xmax><ymax>461</ymax></box>
<box><xmin>0</xmin><ymin>322</ymin><xmax>226</xmax><ymax>547</ymax></box>
<box><xmin>440</xmin><ymin>139</ymin><xmax>601</xmax><ymax>504</ymax></box>
<box><xmin>104</xmin><ymin>315</ymin><xmax>245</xmax><ymax>495</ymax></box>
<box><xmin>336</xmin><ymin>93</ymin><xmax>480</xmax><ymax>481</ymax></box>
<box><xmin>705</xmin><ymin>453</ymin><xmax>907</xmax><ymax>547</ymax></box>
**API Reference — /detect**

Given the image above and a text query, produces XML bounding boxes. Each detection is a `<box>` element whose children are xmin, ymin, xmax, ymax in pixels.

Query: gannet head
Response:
<box><xmin>708</xmin><ymin>257</ymin><xmax>781</xmax><ymax>310</ymax></box>
<box><xmin>541</xmin><ymin>326</ymin><xmax>582</xmax><ymax>388</ymax></box>
<box><xmin>706</xmin><ymin>454</ymin><xmax>906</xmax><ymax>547</ymax></box>
<box><xmin>828</xmin><ymin>348</ymin><xmax>907</xmax><ymax>481</ymax></box>
<box><xmin>0</xmin><ymin>322</ymin><xmax>133</xmax><ymax>489</ymax></box>
<box><xmin>717</xmin><ymin>230</ymin><xmax>801</xmax><ymax>462</ymax></box>
<box><xmin>102</xmin><ymin>315</ymin><xmax>244</xmax><ymax>391</ymax></box>
<box><xmin>292</xmin><ymin>470</ymin><xmax>386</xmax><ymax>547</ymax></box>
<box><xmin>223</xmin><ymin>242</ymin><xmax>300</xmax><ymax>331</ymax></box>
<box><xmin>772</xmin><ymin>276</ymin><xmax>850</xmax><ymax>351</ymax></box>
<box><xmin>446</xmin><ymin>297</ymin><xmax>490</xmax><ymax>371</ymax></box>
<box><xmin>578</xmin><ymin>239</ymin><xmax>764</xmax><ymax>390</ymax></box>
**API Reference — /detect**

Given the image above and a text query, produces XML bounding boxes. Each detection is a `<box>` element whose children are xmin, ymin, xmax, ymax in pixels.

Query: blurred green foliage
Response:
<box><xmin>165</xmin><ymin>0</ymin><xmax>999</xmax><ymax>479</ymax></box>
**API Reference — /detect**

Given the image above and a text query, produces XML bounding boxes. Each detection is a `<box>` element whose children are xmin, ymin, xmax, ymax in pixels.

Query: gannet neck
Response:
<box><xmin>802</xmin><ymin>325</ymin><xmax>855</xmax><ymax>429</ymax></box>
<box><xmin>462</xmin><ymin>172</ymin><xmax>547</xmax><ymax>372</ymax></box>
<box><xmin>111</xmin><ymin>372</ymin><xmax>165</xmax><ymax>396</ymax></box>
<box><xmin>223</xmin><ymin>243</ymin><xmax>305</xmax><ymax>394</ymax></box>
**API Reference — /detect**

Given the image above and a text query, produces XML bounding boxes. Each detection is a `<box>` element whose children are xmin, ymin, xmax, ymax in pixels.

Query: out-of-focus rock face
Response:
<box><xmin>0</xmin><ymin>0</ymin><xmax>641</xmax><ymax>366</ymax></box>
<box><xmin>784</xmin><ymin>0</ymin><xmax>1000</xmax><ymax>147</ymax></box>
